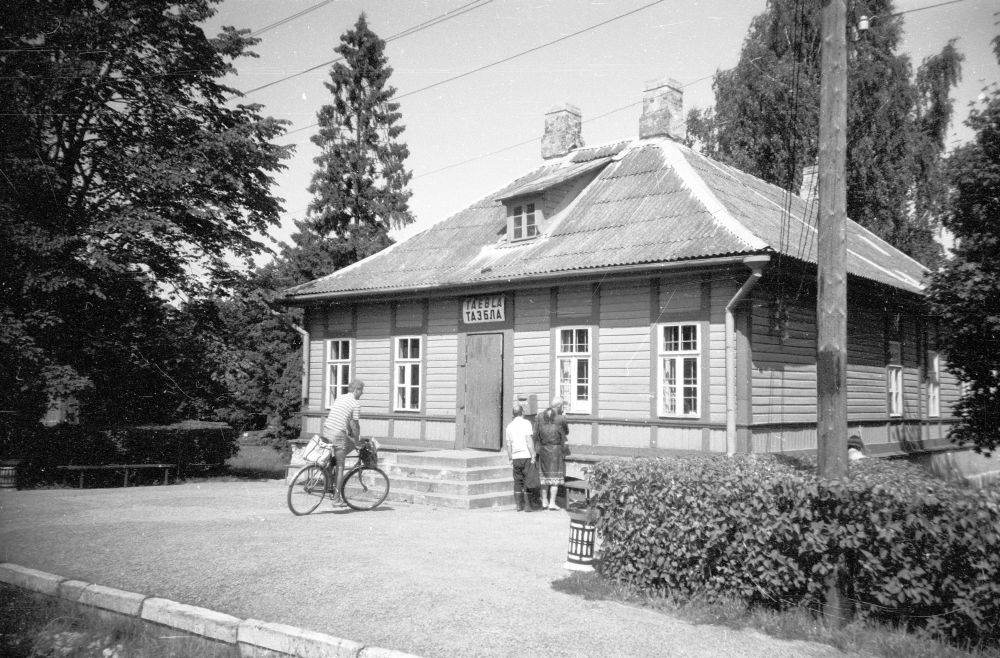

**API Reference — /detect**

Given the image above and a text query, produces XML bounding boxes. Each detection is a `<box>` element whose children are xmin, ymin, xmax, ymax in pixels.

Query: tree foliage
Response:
<box><xmin>212</xmin><ymin>14</ymin><xmax>415</xmax><ymax>437</ymax></box>
<box><xmin>686</xmin><ymin>0</ymin><xmax>962</xmax><ymax>267</ymax></box>
<box><xmin>927</xmin><ymin>35</ymin><xmax>1000</xmax><ymax>454</ymax></box>
<box><xmin>306</xmin><ymin>13</ymin><xmax>414</xmax><ymax>259</ymax></box>
<box><xmin>0</xmin><ymin>0</ymin><xmax>288</xmax><ymax>432</ymax></box>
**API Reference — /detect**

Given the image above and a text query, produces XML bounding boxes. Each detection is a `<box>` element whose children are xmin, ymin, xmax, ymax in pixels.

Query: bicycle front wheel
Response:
<box><xmin>287</xmin><ymin>464</ymin><xmax>329</xmax><ymax>516</ymax></box>
<box><xmin>341</xmin><ymin>466</ymin><xmax>390</xmax><ymax>511</ymax></box>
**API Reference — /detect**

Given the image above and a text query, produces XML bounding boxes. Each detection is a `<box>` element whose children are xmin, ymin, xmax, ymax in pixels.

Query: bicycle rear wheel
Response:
<box><xmin>287</xmin><ymin>464</ymin><xmax>329</xmax><ymax>515</ymax></box>
<box><xmin>341</xmin><ymin>466</ymin><xmax>390</xmax><ymax>511</ymax></box>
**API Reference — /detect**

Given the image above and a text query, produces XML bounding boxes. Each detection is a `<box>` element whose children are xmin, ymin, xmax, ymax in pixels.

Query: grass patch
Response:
<box><xmin>551</xmin><ymin>571</ymin><xmax>1000</xmax><ymax>658</ymax></box>
<box><xmin>0</xmin><ymin>583</ymin><xmax>237</xmax><ymax>658</ymax></box>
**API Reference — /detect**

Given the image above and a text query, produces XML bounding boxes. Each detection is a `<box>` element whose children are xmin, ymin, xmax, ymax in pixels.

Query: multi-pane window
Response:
<box><xmin>887</xmin><ymin>365</ymin><xmax>903</xmax><ymax>417</ymax></box>
<box><xmin>325</xmin><ymin>339</ymin><xmax>351</xmax><ymax>408</ymax></box>
<box><xmin>511</xmin><ymin>202</ymin><xmax>538</xmax><ymax>241</ymax></box>
<box><xmin>395</xmin><ymin>336</ymin><xmax>422</xmax><ymax>411</ymax></box>
<box><xmin>887</xmin><ymin>340</ymin><xmax>903</xmax><ymax>417</ymax></box>
<box><xmin>658</xmin><ymin>323</ymin><xmax>700</xmax><ymax>417</ymax></box>
<box><xmin>927</xmin><ymin>351</ymin><xmax>940</xmax><ymax>418</ymax></box>
<box><xmin>557</xmin><ymin>327</ymin><xmax>591</xmax><ymax>414</ymax></box>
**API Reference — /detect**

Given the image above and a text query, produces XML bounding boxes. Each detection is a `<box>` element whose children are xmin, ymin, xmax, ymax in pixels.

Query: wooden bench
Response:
<box><xmin>57</xmin><ymin>463</ymin><xmax>175</xmax><ymax>489</ymax></box>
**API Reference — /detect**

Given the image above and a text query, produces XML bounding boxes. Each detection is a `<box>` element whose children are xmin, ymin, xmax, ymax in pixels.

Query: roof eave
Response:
<box><xmin>278</xmin><ymin>253</ymin><xmax>766</xmax><ymax>306</ymax></box>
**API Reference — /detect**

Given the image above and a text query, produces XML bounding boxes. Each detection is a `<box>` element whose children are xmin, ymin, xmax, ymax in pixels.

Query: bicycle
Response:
<box><xmin>286</xmin><ymin>437</ymin><xmax>390</xmax><ymax>515</ymax></box>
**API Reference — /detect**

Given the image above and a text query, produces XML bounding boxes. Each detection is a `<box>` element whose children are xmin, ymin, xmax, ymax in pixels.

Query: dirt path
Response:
<box><xmin>0</xmin><ymin>482</ymin><xmax>849</xmax><ymax>658</ymax></box>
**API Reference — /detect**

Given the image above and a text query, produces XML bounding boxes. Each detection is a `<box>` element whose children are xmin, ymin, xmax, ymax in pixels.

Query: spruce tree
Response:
<box><xmin>207</xmin><ymin>15</ymin><xmax>416</xmax><ymax>437</ymax></box>
<box><xmin>306</xmin><ymin>13</ymin><xmax>415</xmax><ymax>262</ymax></box>
<box><xmin>686</xmin><ymin>0</ymin><xmax>962</xmax><ymax>267</ymax></box>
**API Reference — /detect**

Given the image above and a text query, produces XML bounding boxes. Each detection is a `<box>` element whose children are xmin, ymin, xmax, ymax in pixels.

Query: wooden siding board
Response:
<box><xmin>751</xmin><ymin>297</ymin><xmax>821</xmax><ymax>425</ymax></box>
<box><xmin>598</xmin><ymin>423</ymin><xmax>649</xmax><ymax>449</ymax></box>
<box><xmin>656</xmin><ymin>426</ymin><xmax>703</xmax><ymax>451</ymax></box>
<box><xmin>396</xmin><ymin>301</ymin><xmax>424</xmax><ymax>328</ymax></box>
<box><xmin>356</xmin><ymin>306</ymin><xmax>392</xmax><ymax>415</ymax></box>
<box><xmin>393</xmin><ymin>420</ymin><xmax>422</xmax><ymax>440</ymax></box>
<box><xmin>426</xmin><ymin>300</ymin><xmax>458</xmax><ymax>416</ymax></box>
<box><xmin>425</xmin><ymin>421</ymin><xmax>456</xmax><ymax>442</ymax></box>
<box><xmin>514</xmin><ymin>289</ymin><xmax>551</xmax><ymax>399</ymax></box>
<box><xmin>557</xmin><ymin>284</ymin><xmax>593</xmax><ymax>318</ymax></box>
<box><xmin>659</xmin><ymin>277</ymin><xmax>701</xmax><ymax>313</ymax></box>
<box><xmin>599</xmin><ymin>283</ymin><xmax>649</xmax><ymax>419</ymax></box>
<box><xmin>309</xmin><ymin>339</ymin><xmax>325</xmax><ymax>409</ymax></box>
<box><xmin>707</xmin><ymin>280</ymin><xmax>731</xmax><ymax>423</ymax></box>
<box><xmin>940</xmin><ymin>366</ymin><xmax>961</xmax><ymax>418</ymax></box>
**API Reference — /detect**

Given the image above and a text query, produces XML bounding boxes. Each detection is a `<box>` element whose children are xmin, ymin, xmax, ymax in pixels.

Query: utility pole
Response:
<box><xmin>817</xmin><ymin>0</ymin><xmax>850</xmax><ymax>627</ymax></box>
<box><xmin>817</xmin><ymin>0</ymin><xmax>848</xmax><ymax>482</ymax></box>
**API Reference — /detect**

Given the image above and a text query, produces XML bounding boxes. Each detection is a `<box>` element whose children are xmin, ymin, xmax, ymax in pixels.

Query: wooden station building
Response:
<box><xmin>281</xmin><ymin>78</ymin><xmax>961</xmax><ymax>462</ymax></box>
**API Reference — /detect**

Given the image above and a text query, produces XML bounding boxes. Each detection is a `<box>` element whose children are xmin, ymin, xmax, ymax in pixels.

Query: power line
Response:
<box><xmin>889</xmin><ymin>0</ymin><xmax>970</xmax><ymax>18</ymax></box>
<box><xmin>394</xmin><ymin>0</ymin><xmax>668</xmax><ymax>101</ymax></box>
<box><xmin>249</xmin><ymin>0</ymin><xmax>338</xmax><ymax>37</ymax></box>
<box><xmin>238</xmin><ymin>0</ymin><xmax>494</xmax><ymax>97</ymax></box>
<box><xmin>282</xmin><ymin>0</ymin><xmax>669</xmax><ymax>138</ymax></box>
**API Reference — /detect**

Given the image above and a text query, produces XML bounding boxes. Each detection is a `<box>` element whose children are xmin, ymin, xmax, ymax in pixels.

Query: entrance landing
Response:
<box><xmin>379</xmin><ymin>449</ymin><xmax>512</xmax><ymax>509</ymax></box>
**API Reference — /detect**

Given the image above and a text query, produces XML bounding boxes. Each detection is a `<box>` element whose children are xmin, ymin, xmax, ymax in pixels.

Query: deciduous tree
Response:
<box><xmin>0</xmin><ymin>0</ymin><xmax>288</xmax><ymax>431</ymax></box>
<box><xmin>927</xmin><ymin>35</ymin><xmax>1000</xmax><ymax>454</ymax></box>
<box><xmin>686</xmin><ymin>0</ymin><xmax>962</xmax><ymax>267</ymax></box>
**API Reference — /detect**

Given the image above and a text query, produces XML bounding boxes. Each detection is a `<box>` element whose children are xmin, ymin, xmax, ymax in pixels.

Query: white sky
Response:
<box><xmin>203</xmin><ymin>0</ymin><xmax>999</xmax><ymax>262</ymax></box>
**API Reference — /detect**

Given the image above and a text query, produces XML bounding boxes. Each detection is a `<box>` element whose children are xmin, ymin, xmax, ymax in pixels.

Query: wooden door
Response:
<box><xmin>464</xmin><ymin>333</ymin><xmax>504</xmax><ymax>450</ymax></box>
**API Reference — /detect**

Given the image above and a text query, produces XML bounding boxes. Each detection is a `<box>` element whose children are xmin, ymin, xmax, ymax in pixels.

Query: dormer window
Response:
<box><xmin>510</xmin><ymin>201</ymin><xmax>539</xmax><ymax>241</ymax></box>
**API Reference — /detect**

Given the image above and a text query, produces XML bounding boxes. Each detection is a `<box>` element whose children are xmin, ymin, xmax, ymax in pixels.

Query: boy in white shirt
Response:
<box><xmin>505</xmin><ymin>402</ymin><xmax>537</xmax><ymax>512</ymax></box>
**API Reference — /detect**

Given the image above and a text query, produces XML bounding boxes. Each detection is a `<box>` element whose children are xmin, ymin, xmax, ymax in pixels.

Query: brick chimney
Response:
<box><xmin>639</xmin><ymin>77</ymin><xmax>685</xmax><ymax>141</ymax></box>
<box><xmin>541</xmin><ymin>104</ymin><xmax>583</xmax><ymax>159</ymax></box>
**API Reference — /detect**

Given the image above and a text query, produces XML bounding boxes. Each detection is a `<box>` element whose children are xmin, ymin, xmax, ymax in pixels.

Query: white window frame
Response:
<box><xmin>887</xmin><ymin>364</ymin><xmax>903</xmax><ymax>417</ymax></box>
<box><xmin>510</xmin><ymin>201</ymin><xmax>539</xmax><ymax>241</ymax></box>
<box><xmin>325</xmin><ymin>339</ymin><xmax>352</xmax><ymax>408</ymax></box>
<box><xmin>658</xmin><ymin>322</ymin><xmax>701</xmax><ymax>418</ymax></box>
<box><xmin>927</xmin><ymin>351</ymin><xmax>940</xmax><ymax>418</ymax></box>
<box><xmin>394</xmin><ymin>336</ymin><xmax>422</xmax><ymax>412</ymax></box>
<box><xmin>556</xmin><ymin>326</ymin><xmax>592</xmax><ymax>414</ymax></box>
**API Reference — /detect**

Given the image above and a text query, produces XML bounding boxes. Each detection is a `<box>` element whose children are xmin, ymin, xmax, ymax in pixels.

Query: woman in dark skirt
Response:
<box><xmin>534</xmin><ymin>396</ymin><xmax>569</xmax><ymax>510</ymax></box>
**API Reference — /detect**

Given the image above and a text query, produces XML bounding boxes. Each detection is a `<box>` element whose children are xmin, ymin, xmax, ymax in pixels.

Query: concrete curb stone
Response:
<box><xmin>238</xmin><ymin>618</ymin><xmax>365</xmax><ymax>658</ymax></box>
<box><xmin>57</xmin><ymin>579</ymin><xmax>91</xmax><ymax>602</ymax></box>
<box><xmin>78</xmin><ymin>582</ymin><xmax>147</xmax><ymax>616</ymax></box>
<box><xmin>141</xmin><ymin>596</ymin><xmax>242</xmax><ymax>643</ymax></box>
<box><xmin>0</xmin><ymin>562</ymin><xmax>64</xmax><ymax>596</ymax></box>
<box><xmin>1</xmin><ymin>562</ymin><xmax>420</xmax><ymax>657</ymax></box>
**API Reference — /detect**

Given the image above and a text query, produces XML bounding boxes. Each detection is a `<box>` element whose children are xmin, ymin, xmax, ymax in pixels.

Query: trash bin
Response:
<box><xmin>564</xmin><ymin>508</ymin><xmax>598</xmax><ymax>572</ymax></box>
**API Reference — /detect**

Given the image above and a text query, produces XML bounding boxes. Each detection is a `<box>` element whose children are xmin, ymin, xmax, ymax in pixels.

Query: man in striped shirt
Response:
<box><xmin>322</xmin><ymin>379</ymin><xmax>365</xmax><ymax>503</ymax></box>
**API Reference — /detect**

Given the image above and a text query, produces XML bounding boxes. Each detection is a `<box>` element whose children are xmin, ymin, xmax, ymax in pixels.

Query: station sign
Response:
<box><xmin>462</xmin><ymin>294</ymin><xmax>505</xmax><ymax>324</ymax></box>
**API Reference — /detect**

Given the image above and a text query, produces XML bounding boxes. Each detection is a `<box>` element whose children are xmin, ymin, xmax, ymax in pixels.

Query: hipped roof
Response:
<box><xmin>283</xmin><ymin>138</ymin><xmax>927</xmax><ymax>303</ymax></box>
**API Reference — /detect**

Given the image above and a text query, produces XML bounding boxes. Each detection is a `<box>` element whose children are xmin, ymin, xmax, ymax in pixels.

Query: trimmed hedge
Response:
<box><xmin>18</xmin><ymin>421</ymin><xmax>237</xmax><ymax>485</ymax></box>
<box><xmin>590</xmin><ymin>454</ymin><xmax>1000</xmax><ymax>646</ymax></box>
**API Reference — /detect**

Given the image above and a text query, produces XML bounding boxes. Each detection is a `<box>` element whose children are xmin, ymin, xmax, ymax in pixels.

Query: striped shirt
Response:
<box><xmin>323</xmin><ymin>394</ymin><xmax>361</xmax><ymax>438</ymax></box>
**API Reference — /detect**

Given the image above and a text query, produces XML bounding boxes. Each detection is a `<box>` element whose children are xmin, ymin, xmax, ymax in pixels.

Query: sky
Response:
<box><xmin>202</xmin><ymin>0</ymin><xmax>999</xmax><ymax>261</ymax></box>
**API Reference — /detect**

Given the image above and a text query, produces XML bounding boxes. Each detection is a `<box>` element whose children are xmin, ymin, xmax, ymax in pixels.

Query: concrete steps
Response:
<box><xmin>379</xmin><ymin>450</ymin><xmax>514</xmax><ymax>510</ymax></box>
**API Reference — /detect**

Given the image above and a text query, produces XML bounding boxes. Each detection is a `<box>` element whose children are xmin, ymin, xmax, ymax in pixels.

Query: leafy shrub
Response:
<box><xmin>19</xmin><ymin>421</ymin><xmax>238</xmax><ymax>485</ymax></box>
<box><xmin>589</xmin><ymin>454</ymin><xmax>1000</xmax><ymax>647</ymax></box>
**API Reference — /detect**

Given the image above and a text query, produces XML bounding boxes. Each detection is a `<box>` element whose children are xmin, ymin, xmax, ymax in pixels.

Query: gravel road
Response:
<box><xmin>0</xmin><ymin>481</ymin><xmax>849</xmax><ymax>658</ymax></box>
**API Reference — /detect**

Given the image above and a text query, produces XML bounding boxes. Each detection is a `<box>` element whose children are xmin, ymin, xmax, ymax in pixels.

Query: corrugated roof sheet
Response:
<box><xmin>495</xmin><ymin>157</ymin><xmax>613</xmax><ymax>201</ymax></box>
<box><xmin>284</xmin><ymin>138</ymin><xmax>927</xmax><ymax>301</ymax></box>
